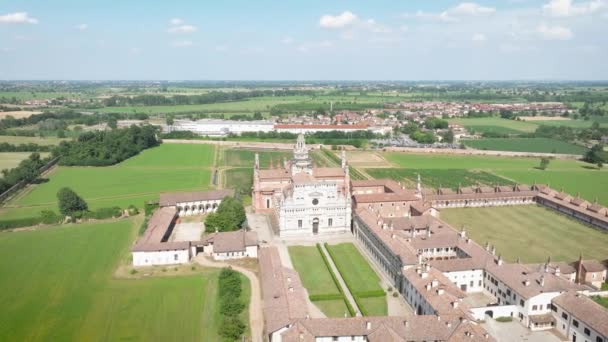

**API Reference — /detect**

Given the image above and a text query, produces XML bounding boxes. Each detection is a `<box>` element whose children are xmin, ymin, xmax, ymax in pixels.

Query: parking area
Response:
<box><xmin>482</xmin><ymin>319</ymin><xmax>562</xmax><ymax>342</ymax></box>
<box><xmin>170</xmin><ymin>222</ymin><xmax>203</xmax><ymax>242</ymax></box>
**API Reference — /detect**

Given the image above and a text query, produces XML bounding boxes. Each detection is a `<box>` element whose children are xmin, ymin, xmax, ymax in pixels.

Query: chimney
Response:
<box><xmin>426</xmin><ymin>227</ymin><xmax>431</xmax><ymax>238</ymax></box>
<box><xmin>288</xmin><ymin>286</ymin><xmax>294</xmax><ymax>292</ymax></box>
<box><xmin>524</xmin><ymin>279</ymin><xmax>530</xmax><ymax>286</ymax></box>
<box><xmin>459</xmin><ymin>226</ymin><xmax>466</xmax><ymax>238</ymax></box>
<box><xmin>540</xmin><ymin>275</ymin><xmax>545</xmax><ymax>287</ymax></box>
<box><xmin>544</xmin><ymin>263</ymin><xmax>549</xmax><ymax>273</ymax></box>
<box><xmin>417</xmin><ymin>253</ymin><xmax>423</xmax><ymax>265</ymax></box>
<box><xmin>431</xmin><ymin>279</ymin><xmax>439</xmax><ymax>288</ymax></box>
<box><xmin>425</xmin><ymin>283</ymin><xmax>432</xmax><ymax>291</ymax></box>
<box><xmin>436</xmin><ymin>288</ymin><xmax>445</xmax><ymax>295</ymax></box>
<box><xmin>452</xmin><ymin>301</ymin><xmax>459</xmax><ymax>308</ymax></box>
<box><xmin>403</xmin><ymin>320</ymin><xmax>409</xmax><ymax>328</ymax></box>
<box><xmin>555</xmin><ymin>266</ymin><xmax>561</xmax><ymax>276</ymax></box>
<box><xmin>446</xmin><ymin>321</ymin><xmax>452</xmax><ymax>328</ymax></box>
<box><xmin>485</xmin><ymin>242</ymin><xmax>490</xmax><ymax>251</ymax></box>
<box><xmin>437</xmin><ymin>315</ymin><xmax>441</xmax><ymax>321</ymax></box>
<box><xmin>491</xmin><ymin>245</ymin><xmax>496</xmax><ymax>256</ymax></box>
<box><xmin>391</xmin><ymin>234</ymin><xmax>396</xmax><ymax>239</ymax></box>
<box><xmin>497</xmin><ymin>254</ymin><xmax>503</xmax><ymax>266</ymax></box>
<box><xmin>366</xmin><ymin>321</ymin><xmax>372</xmax><ymax>330</ymax></box>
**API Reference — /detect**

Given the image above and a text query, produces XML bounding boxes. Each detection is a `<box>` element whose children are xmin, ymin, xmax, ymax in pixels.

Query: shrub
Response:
<box><xmin>57</xmin><ymin>187</ymin><xmax>88</xmax><ymax>216</ymax></box>
<box><xmin>354</xmin><ymin>290</ymin><xmax>386</xmax><ymax>298</ymax></box>
<box><xmin>85</xmin><ymin>207</ymin><xmax>122</xmax><ymax>220</ymax></box>
<box><xmin>127</xmin><ymin>204</ymin><xmax>139</xmax><ymax>215</ymax></box>
<box><xmin>392</xmin><ymin>292</ymin><xmax>399</xmax><ymax>298</ymax></box>
<box><xmin>40</xmin><ymin>210</ymin><xmax>61</xmax><ymax>224</ymax></box>
<box><xmin>309</xmin><ymin>293</ymin><xmax>344</xmax><ymax>301</ymax></box>
<box><xmin>144</xmin><ymin>201</ymin><xmax>159</xmax><ymax>216</ymax></box>
<box><xmin>0</xmin><ymin>216</ymin><xmax>43</xmax><ymax>230</ymax></box>
<box><xmin>496</xmin><ymin>316</ymin><xmax>513</xmax><ymax>323</ymax></box>
<box><xmin>387</xmin><ymin>286</ymin><xmax>393</xmax><ymax>292</ymax></box>
<box><xmin>219</xmin><ymin>316</ymin><xmax>246</xmax><ymax>340</ymax></box>
<box><xmin>130</xmin><ymin>269</ymin><xmax>138</xmax><ymax>275</ymax></box>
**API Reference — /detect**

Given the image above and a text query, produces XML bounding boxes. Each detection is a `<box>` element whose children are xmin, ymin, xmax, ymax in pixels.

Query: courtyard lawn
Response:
<box><xmin>221</xmin><ymin>148</ymin><xmax>291</xmax><ymax>168</ymax></box>
<box><xmin>325</xmin><ymin>243</ymin><xmax>383</xmax><ymax>295</ymax></box>
<box><xmin>223</xmin><ymin>168</ymin><xmax>253</xmax><ymax>195</ymax></box>
<box><xmin>0</xmin><ymin>152</ymin><xmax>50</xmax><ymax>172</ymax></box>
<box><xmin>0</xmin><ymin>144</ymin><xmax>214</xmax><ymax>219</ymax></box>
<box><xmin>314</xmin><ymin>299</ymin><xmax>352</xmax><ymax>318</ymax></box>
<box><xmin>357</xmin><ymin>297</ymin><xmax>388</xmax><ymax>316</ymax></box>
<box><xmin>441</xmin><ymin>205</ymin><xmax>608</xmax><ymax>263</ymax></box>
<box><xmin>0</xmin><ymin>219</ymin><xmax>247</xmax><ymax>341</ymax></box>
<box><xmin>448</xmin><ymin>117</ymin><xmax>538</xmax><ymax>134</ymax></box>
<box><xmin>288</xmin><ymin>246</ymin><xmax>341</xmax><ymax>297</ymax></box>
<box><xmin>462</xmin><ymin>138</ymin><xmax>588</xmax><ymax>155</ymax></box>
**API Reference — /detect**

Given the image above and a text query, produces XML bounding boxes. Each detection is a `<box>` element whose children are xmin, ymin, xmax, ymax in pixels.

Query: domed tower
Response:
<box><xmin>291</xmin><ymin>133</ymin><xmax>312</xmax><ymax>175</ymax></box>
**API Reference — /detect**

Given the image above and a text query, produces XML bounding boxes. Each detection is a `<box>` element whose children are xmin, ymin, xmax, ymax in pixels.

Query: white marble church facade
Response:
<box><xmin>253</xmin><ymin>134</ymin><xmax>352</xmax><ymax>237</ymax></box>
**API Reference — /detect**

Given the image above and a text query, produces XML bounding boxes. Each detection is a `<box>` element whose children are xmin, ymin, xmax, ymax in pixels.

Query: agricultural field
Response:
<box><xmin>288</xmin><ymin>245</ymin><xmax>351</xmax><ymax>318</ymax></box>
<box><xmin>462</xmin><ymin>138</ymin><xmax>588</xmax><ymax>155</ymax></box>
<box><xmin>223</xmin><ymin>168</ymin><xmax>253</xmax><ymax>195</ymax></box>
<box><xmin>448</xmin><ymin>117</ymin><xmax>538</xmax><ymax>134</ymax></box>
<box><xmin>367</xmin><ymin>169</ymin><xmax>510</xmax><ymax>189</ymax></box>
<box><xmin>220</xmin><ymin>148</ymin><xmax>291</xmax><ymax>168</ymax></box>
<box><xmin>381</xmin><ymin>152</ymin><xmax>608</xmax><ymax>205</ymax></box>
<box><xmin>0</xmin><ymin>219</ymin><xmax>241</xmax><ymax>341</ymax></box>
<box><xmin>0</xmin><ymin>152</ymin><xmax>50</xmax><ymax>172</ymax></box>
<box><xmin>0</xmin><ymin>144</ymin><xmax>215</xmax><ymax>219</ymax></box>
<box><xmin>0</xmin><ymin>91</ymin><xmax>86</xmax><ymax>100</ymax></box>
<box><xmin>441</xmin><ymin>205</ymin><xmax>608</xmax><ymax>263</ymax></box>
<box><xmin>0</xmin><ymin>135</ymin><xmax>70</xmax><ymax>145</ymax></box>
<box><xmin>0</xmin><ymin>110</ymin><xmax>43</xmax><ymax>119</ymax></box>
<box><xmin>325</xmin><ymin>243</ymin><xmax>387</xmax><ymax>316</ymax></box>
<box><xmin>95</xmin><ymin>96</ymin><xmax>309</xmax><ymax>114</ymax></box>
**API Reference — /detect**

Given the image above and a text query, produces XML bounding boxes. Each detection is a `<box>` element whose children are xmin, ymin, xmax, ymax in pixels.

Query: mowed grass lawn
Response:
<box><xmin>288</xmin><ymin>246</ymin><xmax>341</xmax><ymax>296</ymax></box>
<box><xmin>441</xmin><ymin>205</ymin><xmax>608</xmax><ymax>263</ymax></box>
<box><xmin>0</xmin><ymin>219</ymin><xmax>231</xmax><ymax>341</ymax></box>
<box><xmin>382</xmin><ymin>152</ymin><xmax>608</xmax><ymax>206</ymax></box>
<box><xmin>326</xmin><ymin>243</ymin><xmax>387</xmax><ymax>316</ymax></box>
<box><xmin>462</xmin><ymin>138</ymin><xmax>588</xmax><ymax>155</ymax></box>
<box><xmin>0</xmin><ymin>144</ymin><xmax>215</xmax><ymax>219</ymax></box>
<box><xmin>0</xmin><ymin>152</ymin><xmax>50</xmax><ymax>172</ymax></box>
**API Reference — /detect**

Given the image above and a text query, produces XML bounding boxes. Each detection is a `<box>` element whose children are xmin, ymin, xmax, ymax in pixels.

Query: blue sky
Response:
<box><xmin>1</xmin><ymin>0</ymin><xmax>607</xmax><ymax>80</ymax></box>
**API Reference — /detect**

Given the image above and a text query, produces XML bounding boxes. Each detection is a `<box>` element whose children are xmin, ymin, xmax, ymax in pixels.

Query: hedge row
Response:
<box><xmin>353</xmin><ymin>290</ymin><xmax>386</xmax><ymax>298</ymax></box>
<box><xmin>353</xmin><ymin>295</ymin><xmax>368</xmax><ymax>316</ymax></box>
<box><xmin>309</xmin><ymin>293</ymin><xmax>344</xmax><ymax>301</ymax></box>
<box><xmin>315</xmin><ymin>243</ymin><xmax>356</xmax><ymax>317</ymax></box>
<box><xmin>0</xmin><ymin>206</ymin><xmax>126</xmax><ymax>231</ymax></box>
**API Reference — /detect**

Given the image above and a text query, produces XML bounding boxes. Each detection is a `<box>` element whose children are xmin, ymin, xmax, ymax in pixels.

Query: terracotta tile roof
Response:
<box><xmin>553</xmin><ymin>292</ymin><xmax>608</xmax><ymax>337</ymax></box>
<box><xmin>132</xmin><ymin>207</ymin><xmax>183</xmax><ymax>252</ymax></box>
<box><xmin>402</xmin><ymin>266</ymin><xmax>468</xmax><ymax>316</ymax></box>
<box><xmin>159</xmin><ymin>189</ymin><xmax>234</xmax><ymax>206</ymax></box>
<box><xmin>291</xmin><ymin>172</ymin><xmax>315</xmax><ymax>184</ymax></box>
<box><xmin>274</xmin><ymin>124</ymin><xmax>368</xmax><ymax>129</ymax></box>
<box><xmin>259</xmin><ymin>247</ymin><xmax>309</xmax><ymax>334</ymax></box>
<box><xmin>439</xmin><ymin>188</ymin><xmax>456</xmax><ymax>195</ymax></box>
<box><xmin>205</xmin><ymin>230</ymin><xmax>257</xmax><ymax>253</ymax></box>
<box><xmin>354</xmin><ymin>192</ymin><xmax>419</xmax><ymax>203</ymax></box>
<box><xmin>258</xmin><ymin>168</ymin><xmax>291</xmax><ymax>180</ymax></box>
<box><xmin>581</xmin><ymin>259</ymin><xmax>607</xmax><ymax>273</ymax></box>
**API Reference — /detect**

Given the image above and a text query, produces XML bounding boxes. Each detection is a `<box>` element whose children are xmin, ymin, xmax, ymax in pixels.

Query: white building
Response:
<box><xmin>159</xmin><ymin>189</ymin><xmax>234</xmax><ymax>217</ymax></box>
<box><xmin>199</xmin><ymin>230</ymin><xmax>258</xmax><ymax>260</ymax></box>
<box><xmin>169</xmin><ymin>119</ymin><xmax>274</xmax><ymax>136</ymax></box>
<box><xmin>552</xmin><ymin>292</ymin><xmax>608</xmax><ymax>342</ymax></box>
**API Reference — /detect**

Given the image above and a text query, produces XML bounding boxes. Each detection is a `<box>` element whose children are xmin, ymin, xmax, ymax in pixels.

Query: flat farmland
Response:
<box><xmin>221</xmin><ymin>148</ymin><xmax>291</xmax><ymax>168</ymax></box>
<box><xmin>0</xmin><ymin>110</ymin><xmax>43</xmax><ymax>119</ymax></box>
<box><xmin>223</xmin><ymin>168</ymin><xmax>253</xmax><ymax>195</ymax></box>
<box><xmin>0</xmin><ymin>152</ymin><xmax>50</xmax><ymax>172</ymax></box>
<box><xmin>449</xmin><ymin>117</ymin><xmax>538</xmax><ymax>134</ymax></box>
<box><xmin>382</xmin><ymin>152</ymin><xmax>608</xmax><ymax>205</ymax></box>
<box><xmin>0</xmin><ymin>135</ymin><xmax>70</xmax><ymax>145</ymax></box>
<box><xmin>366</xmin><ymin>169</ymin><xmax>510</xmax><ymax>189</ymax></box>
<box><xmin>95</xmin><ymin>96</ymin><xmax>308</xmax><ymax>114</ymax></box>
<box><xmin>441</xmin><ymin>205</ymin><xmax>608</xmax><ymax>263</ymax></box>
<box><xmin>0</xmin><ymin>219</ymin><xmax>241</xmax><ymax>341</ymax></box>
<box><xmin>463</xmin><ymin>138</ymin><xmax>588</xmax><ymax>155</ymax></box>
<box><xmin>0</xmin><ymin>144</ymin><xmax>215</xmax><ymax>219</ymax></box>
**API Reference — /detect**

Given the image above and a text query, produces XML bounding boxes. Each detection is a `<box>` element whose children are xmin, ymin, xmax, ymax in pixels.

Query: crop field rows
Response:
<box><xmin>366</xmin><ymin>168</ymin><xmax>510</xmax><ymax>189</ymax></box>
<box><xmin>462</xmin><ymin>138</ymin><xmax>588</xmax><ymax>155</ymax></box>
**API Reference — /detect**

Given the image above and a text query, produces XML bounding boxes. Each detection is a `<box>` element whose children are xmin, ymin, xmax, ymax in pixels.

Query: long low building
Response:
<box><xmin>168</xmin><ymin>119</ymin><xmax>275</xmax><ymax>136</ymax></box>
<box><xmin>274</xmin><ymin>124</ymin><xmax>369</xmax><ymax>134</ymax></box>
<box><xmin>159</xmin><ymin>189</ymin><xmax>234</xmax><ymax>216</ymax></box>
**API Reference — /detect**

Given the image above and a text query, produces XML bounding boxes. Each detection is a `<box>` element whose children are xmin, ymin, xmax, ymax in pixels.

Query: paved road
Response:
<box><xmin>194</xmin><ymin>255</ymin><xmax>263</xmax><ymax>342</ymax></box>
<box><xmin>318</xmin><ymin>243</ymin><xmax>362</xmax><ymax>316</ymax></box>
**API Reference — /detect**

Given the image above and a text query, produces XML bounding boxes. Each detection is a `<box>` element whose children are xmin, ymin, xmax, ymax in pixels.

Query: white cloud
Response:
<box><xmin>75</xmin><ymin>24</ymin><xmax>88</xmax><ymax>31</ymax></box>
<box><xmin>171</xmin><ymin>40</ymin><xmax>193</xmax><ymax>47</ymax></box>
<box><xmin>537</xmin><ymin>23</ymin><xmax>573</xmax><ymax>39</ymax></box>
<box><xmin>319</xmin><ymin>11</ymin><xmax>357</xmax><ymax>29</ymax></box>
<box><xmin>0</xmin><ymin>12</ymin><xmax>38</xmax><ymax>24</ymax></box>
<box><xmin>365</xmin><ymin>19</ymin><xmax>392</xmax><ymax>33</ymax></box>
<box><xmin>407</xmin><ymin>3</ymin><xmax>496</xmax><ymax>22</ymax></box>
<box><xmin>542</xmin><ymin>0</ymin><xmax>606</xmax><ymax>17</ymax></box>
<box><xmin>167</xmin><ymin>24</ymin><xmax>197</xmax><ymax>33</ymax></box>
<box><xmin>169</xmin><ymin>18</ymin><xmax>184</xmax><ymax>25</ymax></box>
<box><xmin>281</xmin><ymin>36</ymin><xmax>294</xmax><ymax>44</ymax></box>
<box><xmin>449</xmin><ymin>2</ymin><xmax>496</xmax><ymax>16</ymax></box>
<box><xmin>472</xmin><ymin>33</ymin><xmax>487</xmax><ymax>41</ymax></box>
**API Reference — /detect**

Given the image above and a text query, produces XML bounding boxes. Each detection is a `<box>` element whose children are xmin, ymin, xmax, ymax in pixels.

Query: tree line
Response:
<box><xmin>0</xmin><ymin>153</ymin><xmax>52</xmax><ymax>194</ymax></box>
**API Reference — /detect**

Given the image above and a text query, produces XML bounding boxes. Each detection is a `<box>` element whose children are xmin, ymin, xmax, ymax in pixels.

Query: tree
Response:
<box><xmin>598</xmin><ymin>162</ymin><xmax>603</xmax><ymax>170</ymax></box>
<box><xmin>204</xmin><ymin>196</ymin><xmax>246</xmax><ymax>232</ymax></box>
<box><xmin>253</xmin><ymin>111</ymin><xmax>263</xmax><ymax>120</ymax></box>
<box><xmin>57</xmin><ymin>187</ymin><xmax>88</xmax><ymax>216</ymax></box>
<box><xmin>584</xmin><ymin>144</ymin><xmax>606</xmax><ymax>164</ymax></box>
<box><xmin>166</xmin><ymin>114</ymin><xmax>174</xmax><ymax>126</ymax></box>
<box><xmin>107</xmin><ymin>117</ymin><xmax>117</xmax><ymax>129</ymax></box>
<box><xmin>539</xmin><ymin>157</ymin><xmax>551</xmax><ymax>170</ymax></box>
<box><xmin>440</xmin><ymin>129</ymin><xmax>454</xmax><ymax>143</ymax></box>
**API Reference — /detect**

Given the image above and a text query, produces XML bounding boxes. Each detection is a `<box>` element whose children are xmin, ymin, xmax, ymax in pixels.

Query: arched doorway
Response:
<box><xmin>312</xmin><ymin>218</ymin><xmax>319</xmax><ymax>235</ymax></box>
<box><xmin>416</xmin><ymin>305</ymin><xmax>423</xmax><ymax>315</ymax></box>
<box><xmin>485</xmin><ymin>310</ymin><xmax>494</xmax><ymax>318</ymax></box>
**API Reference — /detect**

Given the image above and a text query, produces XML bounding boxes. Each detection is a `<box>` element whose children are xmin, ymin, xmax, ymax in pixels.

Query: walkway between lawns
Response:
<box><xmin>194</xmin><ymin>255</ymin><xmax>263</xmax><ymax>342</ymax></box>
<box><xmin>318</xmin><ymin>243</ymin><xmax>361</xmax><ymax>316</ymax></box>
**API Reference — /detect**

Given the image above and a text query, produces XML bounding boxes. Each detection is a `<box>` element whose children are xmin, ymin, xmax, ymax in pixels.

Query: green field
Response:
<box><xmin>366</xmin><ymin>168</ymin><xmax>510</xmax><ymax>189</ymax></box>
<box><xmin>449</xmin><ymin>117</ymin><xmax>538</xmax><ymax>134</ymax></box>
<box><xmin>95</xmin><ymin>96</ymin><xmax>309</xmax><ymax>114</ymax></box>
<box><xmin>325</xmin><ymin>243</ymin><xmax>387</xmax><ymax>316</ymax></box>
<box><xmin>221</xmin><ymin>148</ymin><xmax>291</xmax><ymax>168</ymax></box>
<box><xmin>0</xmin><ymin>135</ymin><xmax>70</xmax><ymax>145</ymax></box>
<box><xmin>441</xmin><ymin>205</ymin><xmax>608</xmax><ymax>263</ymax></box>
<box><xmin>0</xmin><ymin>152</ymin><xmax>50</xmax><ymax>172</ymax></box>
<box><xmin>288</xmin><ymin>246</ymin><xmax>341</xmax><ymax>296</ymax></box>
<box><xmin>0</xmin><ymin>219</ymin><xmax>239</xmax><ymax>341</ymax></box>
<box><xmin>382</xmin><ymin>152</ymin><xmax>608</xmax><ymax>205</ymax></box>
<box><xmin>0</xmin><ymin>144</ymin><xmax>215</xmax><ymax>219</ymax></box>
<box><xmin>223</xmin><ymin>168</ymin><xmax>253</xmax><ymax>194</ymax></box>
<box><xmin>462</xmin><ymin>138</ymin><xmax>588</xmax><ymax>154</ymax></box>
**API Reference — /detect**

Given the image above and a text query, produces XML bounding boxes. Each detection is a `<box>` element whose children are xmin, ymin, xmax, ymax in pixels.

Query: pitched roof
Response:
<box><xmin>206</xmin><ymin>230</ymin><xmax>258</xmax><ymax>253</ymax></box>
<box><xmin>312</xmin><ymin>167</ymin><xmax>344</xmax><ymax>178</ymax></box>
<box><xmin>552</xmin><ymin>292</ymin><xmax>608</xmax><ymax>337</ymax></box>
<box><xmin>131</xmin><ymin>207</ymin><xmax>189</xmax><ymax>252</ymax></box>
<box><xmin>258</xmin><ymin>168</ymin><xmax>291</xmax><ymax>180</ymax></box>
